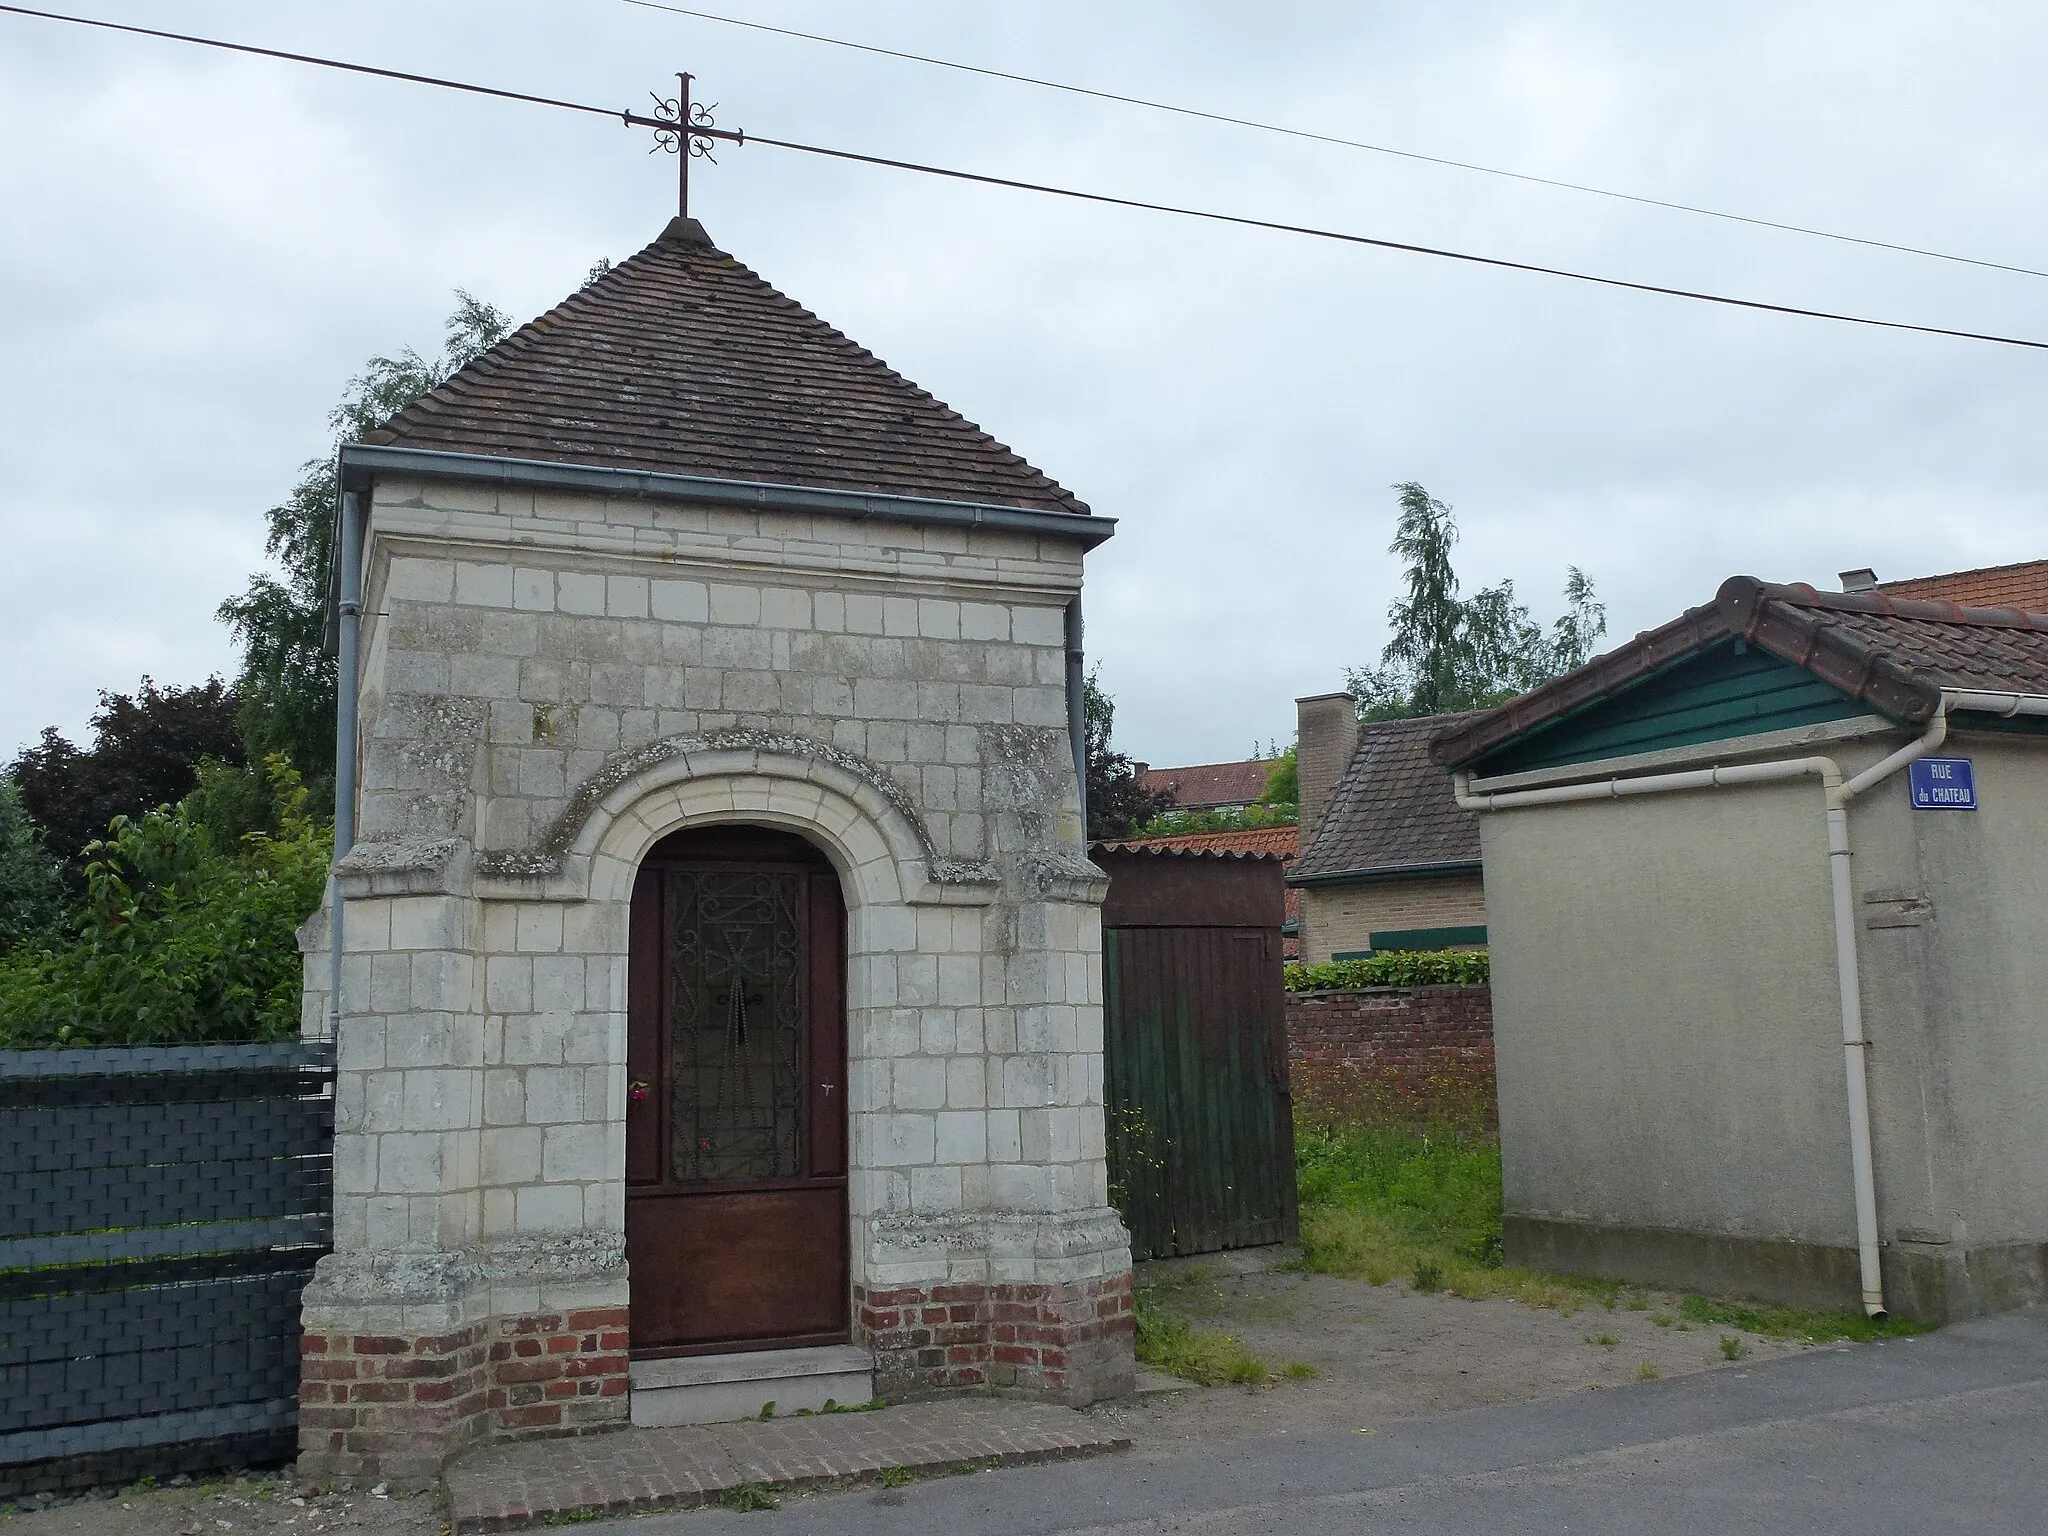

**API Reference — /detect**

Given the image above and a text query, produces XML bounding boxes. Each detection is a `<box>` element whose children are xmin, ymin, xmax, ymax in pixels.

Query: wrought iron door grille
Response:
<box><xmin>665</xmin><ymin>870</ymin><xmax>804</xmax><ymax>1183</ymax></box>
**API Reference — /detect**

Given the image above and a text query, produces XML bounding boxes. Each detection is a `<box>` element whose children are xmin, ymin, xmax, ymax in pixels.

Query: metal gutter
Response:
<box><xmin>1065</xmin><ymin>597</ymin><xmax>1088</xmax><ymax>839</ymax></box>
<box><xmin>1286</xmin><ymin>858</ymin><xmax>1482</xmax><ymax>889</ymax></box>
<box><xmin>337</xmin><ymin>443</ymin><xmax>1115</xmax><ymax>549</ymax></box>
<box><xmin>327</xmin><ymin>489</ymin><xmax>365</xmax><ymax>1043</ymax></box>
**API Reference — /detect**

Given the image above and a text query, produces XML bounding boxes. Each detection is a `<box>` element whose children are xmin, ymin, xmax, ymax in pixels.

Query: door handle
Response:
<box><xmin>629</xmin><ymin>1079</ymin><xmax>651</xmax><ymax>1103</ymax></box>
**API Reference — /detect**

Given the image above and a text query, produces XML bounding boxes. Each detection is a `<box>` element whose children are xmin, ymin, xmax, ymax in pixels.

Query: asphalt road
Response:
<box><xmin>617</xmin><ymin>1307</ymin><xmax>2048</xmax><ymax>1534</ymax></box>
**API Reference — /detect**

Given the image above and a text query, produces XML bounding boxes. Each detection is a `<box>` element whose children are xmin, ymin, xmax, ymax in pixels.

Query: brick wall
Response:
<box><xmin>299</xmin><ymin>1308</ymin><xmax>630</xmax><ymax>1488</ymax></box>
<box><xmin>1286</xmin><ymin>985</ymin><xmax>1495</xmax><ymax>1126</ymax></box>
<box><xmin>856</xmin><ymin>1272</ymin><xmax>1134</xmax><ymax>1407</ymax></box>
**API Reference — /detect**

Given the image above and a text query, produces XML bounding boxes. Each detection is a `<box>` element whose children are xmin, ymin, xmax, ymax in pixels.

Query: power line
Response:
<box><xmin>4</xmin><ymin>3</ymin><xmax>2045</xmax><ymax>355</ymax></box>
<box><xmin>617</xmin><ymin>0</ymin><xmax>2048</xmax><ymax>284</ymax></box>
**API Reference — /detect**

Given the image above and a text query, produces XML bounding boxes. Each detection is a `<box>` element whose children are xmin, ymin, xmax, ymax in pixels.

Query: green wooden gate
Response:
<box><xmin>1097</xmin><ymin>847</ymin><xmax>1297</xmax><ymax>1261</ymax></box>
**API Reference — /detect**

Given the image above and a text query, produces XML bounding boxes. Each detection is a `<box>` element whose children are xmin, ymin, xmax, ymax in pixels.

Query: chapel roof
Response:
<box><xmin>362</xmin><ymin>216</ymin><xmax>1088</xmax><ymax>516</ymax></box>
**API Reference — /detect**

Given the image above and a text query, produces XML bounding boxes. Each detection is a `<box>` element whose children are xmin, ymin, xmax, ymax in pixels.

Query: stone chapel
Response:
<box><xmin>295</xmin><ymin>216</ymin><xmax>1131</xmax><ymax>1485</ymax></box>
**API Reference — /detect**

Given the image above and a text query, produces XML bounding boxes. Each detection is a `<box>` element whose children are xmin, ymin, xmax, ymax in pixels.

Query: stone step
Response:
<box><xmin>629</xmin><ymin>1343</ymin><xmax>876</xmax><ymax>1427</ymax></box>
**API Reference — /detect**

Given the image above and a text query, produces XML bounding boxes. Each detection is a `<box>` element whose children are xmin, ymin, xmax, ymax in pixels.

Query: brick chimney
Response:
<box><xmin>1297</xmin><ymin>692</ymin><xmax>1361</xmax><ymax>850</ymax></box>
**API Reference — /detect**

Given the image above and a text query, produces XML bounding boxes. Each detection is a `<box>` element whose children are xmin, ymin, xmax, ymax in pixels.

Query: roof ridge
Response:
<box><xmin>1753</xmin><ymin>579</ymin><xmax>2048</xmax><ymax>631</ymax></box>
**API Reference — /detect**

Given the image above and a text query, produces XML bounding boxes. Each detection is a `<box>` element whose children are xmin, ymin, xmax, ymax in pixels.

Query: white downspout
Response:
<box><xmin>1452</xmin><ymin>690</ymin><xmax>2043</xmax><ymax>1317</ymax></box>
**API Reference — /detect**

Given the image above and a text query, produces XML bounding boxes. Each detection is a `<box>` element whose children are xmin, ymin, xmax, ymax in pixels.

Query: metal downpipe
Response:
<box><xmin>327</xmin><ymin>490</ymin><xmax>365</xmax><ymax>1041</ymax></box>
<box><xmin>1065</xmin><ymin>596</ymin><xmax>1087</xmax><ymax>841</ymax></box>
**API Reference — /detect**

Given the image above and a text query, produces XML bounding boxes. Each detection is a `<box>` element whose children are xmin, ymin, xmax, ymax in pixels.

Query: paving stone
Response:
<box><xmin>443</xmin><ymin>1397</ymin><xmax>1129</xmax><ymax>1532</ymax></box>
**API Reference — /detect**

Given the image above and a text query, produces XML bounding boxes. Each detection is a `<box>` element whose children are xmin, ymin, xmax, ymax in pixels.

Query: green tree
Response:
<box><xmin>1084</xmin><ymin>671</ymin><xmax>1176</xmax><ymax>841</ymax></box>
<box><xmin>0</xmin><ymin>757</ymin><xmax>331</xmax><ymax>1047</ymax></box>
<box><xmin>1261</xmin><ymin>742</ymin><xmax>1299</xmax><ymax>807</ymax></box>
<box><xmin>1347</xmin><ymin>483</ymin><xmax>1606</xmax><ymax>720</ymax></box>
<box><xmin>8</xmin><ymin>677</ymin><xmax>245</xmax><ymax>873</ymax></box>
<box><xmin>0</xmin><ymin>779</ymin><xmax>63</xmax><ymax>951</ymax></box>
<box><xmin>218</xmin><ymin>292</ymin><xmax>513</xmax><ymax>793</ymax></box>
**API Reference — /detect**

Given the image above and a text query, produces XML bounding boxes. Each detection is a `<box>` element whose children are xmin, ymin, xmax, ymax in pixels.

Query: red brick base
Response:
<box><xmin>856</xmin><ymin>1272</ymin><xmax>1135</xmax><ymax>1406</ymax></box>
<box><xmin>298</xmin><ymin>1308</ymin><xmax>629</xmax><ymax>1487</ymax></box>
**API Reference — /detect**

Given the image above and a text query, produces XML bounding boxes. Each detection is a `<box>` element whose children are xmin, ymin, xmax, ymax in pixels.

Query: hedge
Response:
<box><xmin>1283</xmin><ymin>948</ymin><xmax>1490</xmax><ymax>992</ymax></box>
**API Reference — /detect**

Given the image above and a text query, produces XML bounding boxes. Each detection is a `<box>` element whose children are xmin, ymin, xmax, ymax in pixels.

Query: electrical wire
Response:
<box><xmin>5</xmin><ymin>3</ymin><xmax>2045</xmax><ymax>354</ymax></box>
<box><xmin>616</xmin><ymin>0</ymin><xmax>2048</xmax><ymax>283</ymax></box>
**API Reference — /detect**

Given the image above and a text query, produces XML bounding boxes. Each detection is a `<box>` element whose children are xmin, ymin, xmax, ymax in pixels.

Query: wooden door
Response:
<box><xmin>625</xmin><ymin>826</ymin><xmax>849</xmax><ymax>1357</ymax></box>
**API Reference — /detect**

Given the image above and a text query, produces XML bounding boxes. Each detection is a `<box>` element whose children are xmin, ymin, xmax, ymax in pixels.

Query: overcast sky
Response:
<box><xmin>3</xmin><ymin>1</ymin><xmax>2045</xmax><ymax>771</ymax></box>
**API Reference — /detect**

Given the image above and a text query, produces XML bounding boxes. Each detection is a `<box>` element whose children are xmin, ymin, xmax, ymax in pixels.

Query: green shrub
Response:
<box><xmin>0</xmin><ymin>756</ymin><xmax>329</xmax><ymax>1048</ymax></box>
<box><xmin>1285</xmin><ymin>949</ymin><xmax>1489</xmax><ymax>992</ymax></box>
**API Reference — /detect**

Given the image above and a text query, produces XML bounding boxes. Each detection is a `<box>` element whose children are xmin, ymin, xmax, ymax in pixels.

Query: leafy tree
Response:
<box><xmin>1260</xmin><ymin>743</ymin><xmax>1299</xmax><ymax>807</ymax></box>
<box><xmin>0</xmin><ymin>757</ymin><xmax>330</xmax><ymax>1047</ymax></box>
<box><xmin>1083</xmin><ymin>671</ymin><xmax>1176</xmax><ymax>841</ymax></box>
<box><xmin>217</xmin><ymin>291</ymin><xmax>513</xmax><ymax>793</ymax></box>
<box><xmin>1347</xmin><ymin>482</ymin><xmax>1606</xmax><ymax>720</ymax></box>
<box><xmin>1132</xmin><ymin>803</ymin><xmax>1298</xmax><ymax>837</ymax></box>
<box><xmin>0</xmin><ymin>779</ymin><xmax>63</xmax><ymax>951</ymax></box>
<box><xmin>9</xmin><ymin>677</ymin><xmax>244</xmax><ymax>872</ymax></box>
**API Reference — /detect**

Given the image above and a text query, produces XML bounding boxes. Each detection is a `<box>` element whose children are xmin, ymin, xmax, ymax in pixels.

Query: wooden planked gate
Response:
<box><xmin>1095</xmin><ymin>846</ymin><xmax>1297</xmax><ymax>1261</ymax></box>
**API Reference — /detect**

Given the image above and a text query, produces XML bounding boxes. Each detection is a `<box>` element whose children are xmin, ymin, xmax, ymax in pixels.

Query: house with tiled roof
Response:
<box><xmin>1838</xmin><ymin>558</ymin><xmax>2048</xmax><ymax>612</ymax></box>
<box><xmin>298</xmin><ymin>214</ymin><xmax>1133</xmax><ymax>1484</ymax></box>
<box><xmin>1432</xmin><ymin>575</ymin><xmax>2048</xmax><ymax>1324</ymax></box>
<box><xmin>1285</xmin><ymin>698</ymin><xmax>1484</xmax><ymax>963</ymax></box>
<box><xmin>1136</xmin><ymin>758</ymin><xmax>1274</xmax><ymax>815</ymax></box>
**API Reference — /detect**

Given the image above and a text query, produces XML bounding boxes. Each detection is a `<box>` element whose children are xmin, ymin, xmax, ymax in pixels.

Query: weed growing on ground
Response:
<box><xmin>1292</xmin><ymin>1087</ymin><xmax>1937</xmax><ymax>1349</ymax></box>
<box><xmin>877</xmin><ymin>1467</ymin><xmax>914</xmax><ymax>1489</ymax></box>
<box><xmin>1679</xmin><ymin>1293</ymin><xmax>1924</xmax><ymax>1345</ymax></box>
<box><xmin>1719</xmin><ymin>1335</ymin><xmax>1746</xmax><ymax>1361</ymax></box>
<box><xmin>717</xmin><ymin>1484</ymin><xmax>780</xmax><ymax>1512</ymax></box>
<box><xmin>1636</xmin><ymin>1363</ymin><xmax>1660</xmax><ymax>1381</ymax></box>
<box><xmin>1282</xmin><ymin>1362</ymin><xmax>1321</xmax><ymax>1381</ymax></box>
<box><xmin>1586</xmin><ymin>1334</ymin><xmax>1619</xmax><ymax>1349</ymax></box>
<box><xmin>1135</xmin><ymin>1289</ymin><xmax>1271</xmax><ymax>1385</ymax></box>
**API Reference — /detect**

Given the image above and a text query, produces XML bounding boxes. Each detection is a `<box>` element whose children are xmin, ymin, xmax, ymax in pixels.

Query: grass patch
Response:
<box><xmin>1292</xmin><ymin>1093</ymin><xmax>1935</xmax><ymax>1345</ymax></box>
<box><xmin>1636</xmin><ymin>1362</ymin><xmax>1660</xmax><ymax>1381</ymax></box>
<box><xmin>1282</xmin><ymin>1361</ymin><xmax>1320</xmax><ymax>1381</ymax></box>
<box><xmin>716</xmin><ymin>1484</ymin><xmax>780</xmax><ymax>1512</ymax></box>
<box><xmin>1135</xmin><ymin>1289</ymin><xmax>1270</xmax><ymax>1385</ymax></box>
<box><xmin>1678</xmin><ymin>1292</ymin><xmax>1924</xmax><ymax>1345</ymax></box>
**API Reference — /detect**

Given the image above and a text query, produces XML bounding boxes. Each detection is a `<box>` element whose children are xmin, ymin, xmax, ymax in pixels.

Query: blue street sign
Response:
<box><xmin>1908</xmin><ymin>757</ymin><xmax>1976</xmax><ymax>810</ymax></box>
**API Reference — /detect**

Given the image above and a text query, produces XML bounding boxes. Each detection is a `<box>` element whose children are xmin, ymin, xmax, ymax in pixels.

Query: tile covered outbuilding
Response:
<box><xmin>295</xmin><ymin>216</ymin><xmax>1132</xmax><ymax>1485</ymax></box>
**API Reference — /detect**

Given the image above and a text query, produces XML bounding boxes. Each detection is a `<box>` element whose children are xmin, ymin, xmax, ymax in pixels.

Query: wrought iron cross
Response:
<box><xmin>646</xmin><ymin>71</ymin><xmax>724</xmax><ymax>217</ymax></box>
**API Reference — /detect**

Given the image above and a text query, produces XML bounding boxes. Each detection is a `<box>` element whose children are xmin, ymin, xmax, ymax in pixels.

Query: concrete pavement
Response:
<box><xmin>598</xmin><ymin>1307</ymin><xmax>2048</xmax><ymax>1534</ymax></box>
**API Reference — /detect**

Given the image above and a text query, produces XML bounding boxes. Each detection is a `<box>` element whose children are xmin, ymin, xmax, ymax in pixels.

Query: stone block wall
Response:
<box><xmin>298</xmin><ymin>476</ymin><xmax>1132</xmax><ymax>1481</ymax></box>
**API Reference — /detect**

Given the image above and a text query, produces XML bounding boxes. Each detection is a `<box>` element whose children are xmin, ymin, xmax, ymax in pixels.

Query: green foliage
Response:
<box><xmin>1132</xmin><ymin>802</ymin><xmax>1297</xmax><ymax>837</ymax></box>
<box><xmin>9</xmin><ymin>677</ymin><xmax>245</xmax><ymax>872</ymax></box>
<box><xmin>1084</xmin><ymin>669</ymin><xmax>1175</xmax><ymax>840</ymax></box>
<box><xmin>0</xmin><ymin>778</ymin><xmax>63</xmax><ymax>951</ymax></box>
<box><xmin>1260</xmin><ymin>743</ymin><xmax>1299</xmax><ymax>806</ymax></box>
<box><xmin>218</xmin><ymin>292</ymin><xmax>513</xmax><ymax>792</ymax></box>
<box><xmin>1134</xmin><ymin>1290</ymin><xmax>1270</xmax><ymax>1384</ymax></box>
<box><xmin>0</xmin><ymin>757</ymin><xmax>330</xmax><ymax>1047</ymax></box>
<box><xmin>715</xmin><ymin>1484</ymin><xmax>780</xmax><ymax>1512</ymax></box>
<box><xmin>1676</xmin><ymin>1292</ymin><xmax>1923</xmax><ymax>1345</ymax></box>
<box><xmin>1284</xmin><ymin>949</ymin><xmax>1490</xmax><ymax>991</ymax></box>
<box><xmin>1347</xmin><ymin>482</ymin><xmax>1606</xmax><ymax>720</ymax></box>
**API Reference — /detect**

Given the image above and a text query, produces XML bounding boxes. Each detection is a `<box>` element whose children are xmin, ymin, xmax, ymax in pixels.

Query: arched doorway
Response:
<box><xmin>624</xmin><ymin>825</ymin><xmax>849</xmax><ymax>1356</ymax></box>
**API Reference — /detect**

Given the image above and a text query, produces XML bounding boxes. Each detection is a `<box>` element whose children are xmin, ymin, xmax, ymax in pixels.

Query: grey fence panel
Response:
<box><xmin>0</xmin><ymin>1042</ymin><xmax>333</xmax><ymax>1497</ymax></box>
